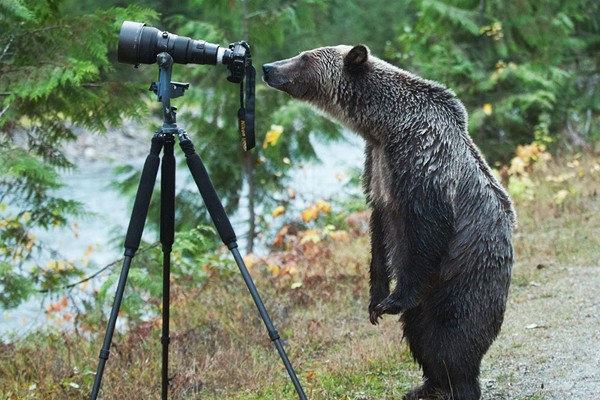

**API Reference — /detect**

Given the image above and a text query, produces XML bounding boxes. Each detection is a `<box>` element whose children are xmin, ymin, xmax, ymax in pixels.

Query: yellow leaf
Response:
<box><xmin>272</xmin><ymin>225</ymin><xmax>289</xmax><ymax>248</ymax></box>
<box><xmin>84</xmin><ymin>245</ymin><xmax>94</xmax><ymax>258</ymax></box>
<box><xmin>516</xmin><ymin>143</ymin><xmax>546</xmax><ymax>161</ymax></box>
<box><xmin>291</xmin><ymin>282</ymin><xmax>303</xmax><ymax>289</ymax></box>
<box><xmin>272</xmin><ymin>205</ymin><xmax>286</xmax><ymax>217</ymax></box>
<box><xmin>554</xmin><ymin>189</ymin><xmax>569</xmax><ymax>205</ymax></box>
<box><xmin>508</xmin><ymin>157</ymin><xmax>526</xmax><ymax>176</ymax></box>
<box><xmin>330</xmin><ymin>230</ymin><xmax>350</xmax><ymax>242</ymax></box>
<box><xmin>335</xmin><ymin>172</ymin><xmax>347</xmax><ymax>182</ymax></box>
<box><xmin>244</xmin><ymin>253</ymin><xmax>260</xmax><ymax>269</ymax></box>
<box><xmin>268</xmin><ymin>263</ymin><xmax>281</xmax><ymax>276</ymax></box>
<box><xmin>301</xmin><ymin>205</ymin><xmax>319</xmax><ymax>223</ymax></box>
<box><xmin>263</xmin><ymin>124</ymin><xmax>284</xmax><ymax>149</ymax></box>
<box><xmin>482</xmin><ymin>103</ymin><xmax>493</xmax><ymax>116</ymax></box>
<box><xmin>300</xmin><ymin>229</ymin><xmax>321</xmax><ymax>244</ymax></box>
<box><xmin>316</xmin><ymin>200</ymin><xmax>331</xmax><ymax>214</ymax></box>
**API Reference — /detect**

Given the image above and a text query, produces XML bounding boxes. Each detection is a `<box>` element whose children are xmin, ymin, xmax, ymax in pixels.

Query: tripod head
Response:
<box><xmin>149</xmin><ymin>53</ymin><xmax>189</xmax><ymax>129</ymax></box>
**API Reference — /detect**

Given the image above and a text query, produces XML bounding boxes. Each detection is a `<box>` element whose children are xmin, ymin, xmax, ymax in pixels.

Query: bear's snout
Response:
<box><xmin>262</xmin><ymin>62</ymin><xmax>287</xmax><ymax>89</ymax></box>
<box><xmin>262</xmin><ymin>59</ymin><xmax>308</xmax><ymax>99</ymax></box>
<box><xmin>262</xmin><ymin>63</ymin><xmax>275</xmax><ymax>75</ymax></box>
<box><xmin>262</xmin><ymin>63</ymin><xmax>280</xmax><ymax>87</ymax></box>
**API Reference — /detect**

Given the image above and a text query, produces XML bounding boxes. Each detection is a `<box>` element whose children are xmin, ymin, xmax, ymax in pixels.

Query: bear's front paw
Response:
<box><xmin>369</xmin><ymin>296</ymin><xmax>405</xmax><ymax>325</ymax></box>
<box><xmin>368</xmin><ymin>291</ymin><xmax>389</xmax><ymax>325</ymax></box>
<box><xmin>368</xmin><ymin>301</ymin><xmax>382</xmax><ymax>325</ymax></box>
<box><xmin>369</xmin><ymin>305</ymin><xmax>384</xmax><ymax>325</ymax></box>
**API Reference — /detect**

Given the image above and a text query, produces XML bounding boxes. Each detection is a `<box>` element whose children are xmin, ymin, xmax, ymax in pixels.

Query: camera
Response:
<box><xmin>118</xmin><ymin>21</ymin><xmax>249</xmax><ymax>83</ymax></box>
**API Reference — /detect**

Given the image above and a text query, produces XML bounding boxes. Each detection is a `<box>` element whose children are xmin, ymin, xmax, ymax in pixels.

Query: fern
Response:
<box><xmin>422</xmin><ymin>0</ymin><xmax>481</xmax><ymax>35</ymax></box>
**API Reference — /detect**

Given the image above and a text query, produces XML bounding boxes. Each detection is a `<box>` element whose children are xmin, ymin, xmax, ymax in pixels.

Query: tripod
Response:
<box><xmin>89</xmin><ymin>52</ymin><xmax>307</xmax><ymax>400</ymax></box>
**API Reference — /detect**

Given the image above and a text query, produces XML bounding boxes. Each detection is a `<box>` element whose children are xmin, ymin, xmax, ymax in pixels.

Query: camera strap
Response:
<box><xmin>237</xmin><ymin>48</ymin><xmax>256</xmax><ymax>151</ymax></box>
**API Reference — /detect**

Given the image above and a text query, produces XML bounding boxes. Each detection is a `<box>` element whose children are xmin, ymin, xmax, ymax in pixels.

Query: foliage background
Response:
<box><xmin>0</xmin><ymin>0</ymin><xmax>599</xmax><ymax>357</ymax></box>
<box><xmin>1</xmin><ymin>0</ymin><xmax>599</xmax><ymax>398</ymax></box>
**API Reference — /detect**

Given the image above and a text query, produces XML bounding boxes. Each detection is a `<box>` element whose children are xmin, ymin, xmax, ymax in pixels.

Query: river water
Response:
<box><xmin>1</xmin><ymin>132</ymin><xmax>365</xmax><ymax>339</ymax></box>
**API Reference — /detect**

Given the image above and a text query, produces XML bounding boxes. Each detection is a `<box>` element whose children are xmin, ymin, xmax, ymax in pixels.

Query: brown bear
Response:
<box><xmin>263</xmin><ymin>45</ymin><xmax>516</xmax><ymax>400</ymax></box>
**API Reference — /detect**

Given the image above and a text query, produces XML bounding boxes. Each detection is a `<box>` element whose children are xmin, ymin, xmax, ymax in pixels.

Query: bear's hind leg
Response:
<box><xmin>420</xmin><ymin>362</ymin><xmax>481</xmax><ymax>400</ymax></box>
<box><xmin>402</xmin><ymin>307</ymin><xmax>484</xmax><ymax>400</ymax></box>
<box><xmin>402</xmin><ymin>379</ymin><xmax>446</xmax><ymax>400</ymax></box>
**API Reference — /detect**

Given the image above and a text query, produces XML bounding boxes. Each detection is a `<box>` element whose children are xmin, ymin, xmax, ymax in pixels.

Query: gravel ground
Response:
<box><xmin>481</xmin><ymin>264</ymin><xmax>600</xmax><ymax>399</ymax></box>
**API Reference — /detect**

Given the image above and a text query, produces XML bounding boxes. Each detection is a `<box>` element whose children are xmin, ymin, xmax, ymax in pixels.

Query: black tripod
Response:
<box><xmin>89</xmin><ymin>52</ymin><xmax>307</xmax><ymax>400</ymax></box>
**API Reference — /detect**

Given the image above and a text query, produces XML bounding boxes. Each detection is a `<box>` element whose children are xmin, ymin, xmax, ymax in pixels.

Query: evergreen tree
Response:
<box><xmin>0</xmin><ymin>0</ymin><xmax>156</xmax><ymax>308</ymax></box>
<box><xmin>393</xmin><ymin>0</ymin><xmax>600</xmax><ymax>161</ymax></box>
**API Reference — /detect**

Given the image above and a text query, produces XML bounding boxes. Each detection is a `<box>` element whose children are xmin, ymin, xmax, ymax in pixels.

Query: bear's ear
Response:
<box><xmin>344</xmin><ymin>45</ymin><xmax>370</xmax><ymax>67</ymax></box>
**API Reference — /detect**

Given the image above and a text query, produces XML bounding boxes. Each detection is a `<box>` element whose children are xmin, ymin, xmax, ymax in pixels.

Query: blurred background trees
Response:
<box><xmin>1</xmin><ymin>0</ymin><xmax>599</xmax><ymax>311</ymax></box>
<box><xmin>394</xmin><ymin>0</ymin><xmax>600</xmax><ymax>161</ymax></box>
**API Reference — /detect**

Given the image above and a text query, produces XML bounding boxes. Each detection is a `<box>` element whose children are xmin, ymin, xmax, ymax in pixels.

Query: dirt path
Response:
<box><xmin>481</xmin><ymin>264</ymin><xmax>600</xmax><ymax>399</ymax></box>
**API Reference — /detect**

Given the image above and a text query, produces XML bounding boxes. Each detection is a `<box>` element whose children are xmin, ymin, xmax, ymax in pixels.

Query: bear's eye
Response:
<box><xmin>300</xmin><ymin>54</ymin><xmax>310</xmax><ymax>62</ymax></box>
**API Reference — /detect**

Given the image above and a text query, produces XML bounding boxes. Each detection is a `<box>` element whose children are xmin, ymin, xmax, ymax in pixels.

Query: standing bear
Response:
<box><xmin>263</xmin><ymin>45</ymin><xmax>515</xmax><ymax>400</ymax></box>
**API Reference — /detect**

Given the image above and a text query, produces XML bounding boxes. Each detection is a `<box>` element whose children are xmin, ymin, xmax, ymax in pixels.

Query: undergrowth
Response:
<box><xmin>2</xmin><ymin>152</ymin><xmax>600</xmax><ymax>399</ymax></box>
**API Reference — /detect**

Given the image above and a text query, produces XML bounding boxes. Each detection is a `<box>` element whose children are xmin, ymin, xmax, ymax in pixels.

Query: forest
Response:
<box><xmin>1</xmin><ymin>0</ymin><xmax>599</xmax><ymax>399</ymax></box>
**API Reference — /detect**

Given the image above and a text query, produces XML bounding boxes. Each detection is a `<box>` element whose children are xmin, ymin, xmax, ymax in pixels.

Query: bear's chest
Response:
<box><xmin>368</xmin><ymin>146</ymin><xmax>396</xmax><ymax>207</ymax></box>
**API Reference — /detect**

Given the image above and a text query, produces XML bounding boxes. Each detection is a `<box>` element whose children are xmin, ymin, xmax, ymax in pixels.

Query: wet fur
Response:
<box><xmin>263</xmin><ymin>45</ymin><xmax>515</xmax><ymax>400</ymax></box>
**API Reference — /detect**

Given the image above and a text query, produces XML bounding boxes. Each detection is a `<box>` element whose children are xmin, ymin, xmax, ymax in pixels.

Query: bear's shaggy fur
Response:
<box><xmin>263</xmin><ymin>45</ymin><xmax>515</xmax><ymax>400</ymax></box>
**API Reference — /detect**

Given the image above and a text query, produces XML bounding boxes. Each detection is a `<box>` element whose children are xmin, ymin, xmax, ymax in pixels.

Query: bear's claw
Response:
<box><xmin>370</xmin><ymin>298</ymin><xmax>402</xmax><ymax>325</ymax></box>
<box><xmin>369</xmin><ymin>308</ymin><xmax>383</xmax><ymax>325</ymax></box>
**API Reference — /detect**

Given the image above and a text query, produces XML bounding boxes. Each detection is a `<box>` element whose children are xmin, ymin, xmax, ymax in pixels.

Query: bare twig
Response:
<box><xmin>565</xmin><ymin>115</ymin><xmax>592</xmax><ymax>152</ymax></box>
<box><xmin>583</xmin><ymin>109</ymin><xmax>592</xmax><ymax>137</ymax></box>
<box><xmin>0</xmin><ymin>104</ymin><xmax>9</xmax><ymax>118</ymax></box>
<box><xmin>37</xmin><ymin>242</ymin><xmax>161</xmax><ymax>293</ymax></box>
<box><xmin>0</xmin><ymin>37</ymin><xmax>13</xmax><ymax>62</ymax></box>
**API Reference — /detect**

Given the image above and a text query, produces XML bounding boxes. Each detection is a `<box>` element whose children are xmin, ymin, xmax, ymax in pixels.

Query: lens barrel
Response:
<box><xmin>118</xmin><ymin>21</ymin><xmax>222</xmax><ymax>66</ymax></box>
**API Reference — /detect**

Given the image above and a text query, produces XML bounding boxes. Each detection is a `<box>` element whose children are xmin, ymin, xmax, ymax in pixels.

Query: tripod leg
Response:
<box><xmin>89</xmin><ymin>135</ymin><xmax>163</xmax><ymax>400</ymax></box>
<box><xmin>160</xmin><ymin>135</ymin><xmax>176</xmax><ymax>400</ymax></box>
<box><xmin>178</xmin><ymin>133</ymin><xmax>307</xmax><ymax>400</ymax></box>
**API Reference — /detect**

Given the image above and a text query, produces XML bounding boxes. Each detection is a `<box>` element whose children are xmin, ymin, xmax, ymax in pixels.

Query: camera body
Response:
<box><xmin>226</xmin><ymin>41</ymin><xmax>250</xmax><ymax>84</ymax></box>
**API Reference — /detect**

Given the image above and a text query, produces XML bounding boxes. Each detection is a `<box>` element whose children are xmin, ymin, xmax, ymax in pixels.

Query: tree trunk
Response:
<box><xmin>240</xmin><ymin>0</ymin><xmax>256</xmax><ymax>254</ymax></box>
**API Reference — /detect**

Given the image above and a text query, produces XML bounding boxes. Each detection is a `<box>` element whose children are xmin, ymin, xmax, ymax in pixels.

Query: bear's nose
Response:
<box><xmin>262</xmin><ymin>63</ymin><xmax>274</xmax><ymax>75</ymax></box>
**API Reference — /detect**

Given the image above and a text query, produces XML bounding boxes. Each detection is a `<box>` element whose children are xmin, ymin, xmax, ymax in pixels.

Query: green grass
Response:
<box><xmin>1</xmin><ymin>155</ymin><xmax>599</xmax><ymax>399</ymax></box>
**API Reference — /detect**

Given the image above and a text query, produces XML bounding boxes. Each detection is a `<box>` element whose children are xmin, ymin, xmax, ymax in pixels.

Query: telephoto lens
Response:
<box><xmin>117</xmin><ymin>21</ymin><xmax>227</xmax><ymax>66</ymax></box>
